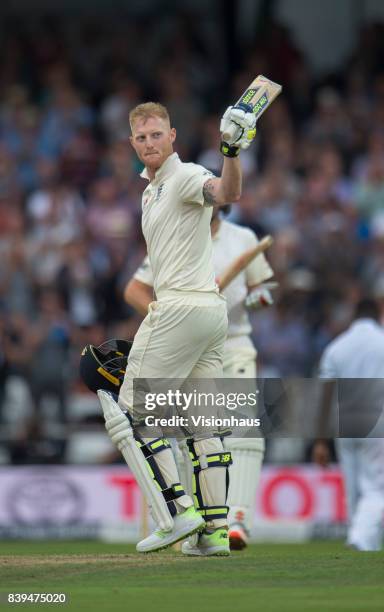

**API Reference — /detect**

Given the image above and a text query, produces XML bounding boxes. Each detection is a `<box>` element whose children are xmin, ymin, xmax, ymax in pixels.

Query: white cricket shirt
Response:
<box><xmin>212</xmin><ymin>219</ymin><xmax>273</xmax><ymax>348</ymax></box>
<box><xmin>140</xmin><ymin>152</ymin><xmax>216</xmax><ymax>296</ymax></box>
<box><xmin>319</xmin><ymin>319</ymin><xmax>384</xmax><ymax>378</ymax></box>
<box><xmin>319</xmin><ymin>319</ymin><xmax>384</xmax><ymax>435</ymax></box>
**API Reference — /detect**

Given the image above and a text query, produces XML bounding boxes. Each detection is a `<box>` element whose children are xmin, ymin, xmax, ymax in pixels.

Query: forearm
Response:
<box><xmin>124</xmin><ymin>279</ymin><xmax>153</xmax><ymax>318</ymax></box>
<box><xmin>219</xmin><ymin>156</ymin><xmax>242</xmax><ymax>203</ymax></box>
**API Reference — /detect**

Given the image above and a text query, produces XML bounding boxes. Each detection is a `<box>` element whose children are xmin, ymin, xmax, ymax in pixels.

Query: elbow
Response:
<box><xmin>224</xmin><ymin>191</ymin><xmax>240</xmax><ymax>204</ymax></box>
<box><xmin>220</xmin><ymin>190</ymin><xmax>241</xmax><ymax>205</ymax></box>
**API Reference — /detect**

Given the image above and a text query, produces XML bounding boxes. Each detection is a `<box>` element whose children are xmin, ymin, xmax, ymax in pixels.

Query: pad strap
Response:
<box><xmin>162</xmin><ymin>483</ymin><xmax>186</xmax><ymax>503</ymax></box>
<box><xmin>197</xmin><ymin>505</ymin><xmax>229</xmax><ymax>521</ymax></box>
<box><xmin>191</xmin><ymin>451</ymin><xmax>232</xmax><ymax>473</ymax></box>
<box><xmin>137</xmin><ymin>437</ymin><xmax>171</xmax><ymax>458</ymax></box>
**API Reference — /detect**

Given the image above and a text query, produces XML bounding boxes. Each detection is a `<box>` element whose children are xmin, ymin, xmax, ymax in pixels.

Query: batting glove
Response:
<box><xmin>220</xmin><ymin>105</ymin><xmax>257</xmax><ymax>157</ymax></box>
<box><xmin>245</xmin><ymin>282</ymin><xmax>278</xmax><ymax>310</ymax></box>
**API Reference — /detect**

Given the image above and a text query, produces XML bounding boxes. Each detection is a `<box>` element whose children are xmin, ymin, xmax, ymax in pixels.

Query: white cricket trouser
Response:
<box><xmin>337</xmin><ymin>438</ymin><xmax>384</xmax><ymax>551</ymax></box>
<box><xmin>119</xmin><ymin>290</ymin><xmax>227</xmax><ymax>420</ymax></box>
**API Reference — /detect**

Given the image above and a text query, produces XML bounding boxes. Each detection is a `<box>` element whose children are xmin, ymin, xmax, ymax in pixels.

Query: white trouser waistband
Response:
<box><xmin>156</xmin><ymin>289</ymin><xmax>225</xmax><ymax>305</ymax></box>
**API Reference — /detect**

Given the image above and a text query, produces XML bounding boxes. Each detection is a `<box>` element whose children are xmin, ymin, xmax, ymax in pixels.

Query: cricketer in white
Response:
<box><xmin>100</xmin><ymin>101</ymin><xmax>258</xmax><ymax>555</ymax></box>
<box><xmin>314</xmin><ymin>299</ymin><xmax>384</xmax><ymax>551</ymax></box>
<box><xmin>125</xmin><ymin>210</ymin><xmax>275</xmax><ymax>551</ymax></box>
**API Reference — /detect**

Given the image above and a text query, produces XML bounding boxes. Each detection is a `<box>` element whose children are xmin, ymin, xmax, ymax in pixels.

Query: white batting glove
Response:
<box><xmin>245</xmin><ymin>282</ymin><xmax>278</xmax><ymax>310</ymax></box>
<box><xmin>220</xmin><ymin>106</ymin><xmax>257</xmax><ymax>153</ymax></box>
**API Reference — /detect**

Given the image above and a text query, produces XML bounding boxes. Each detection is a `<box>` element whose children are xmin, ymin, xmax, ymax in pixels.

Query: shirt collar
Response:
<box><xmin>140</xmin><ymin>152</ymin><xmax>181</xmax><ymax>182</ymax></box>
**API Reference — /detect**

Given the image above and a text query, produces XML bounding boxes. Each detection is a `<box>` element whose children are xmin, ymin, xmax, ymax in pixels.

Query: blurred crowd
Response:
<box><xmin>1</xmin><ymin>14</ymin><xmax>384</xmax><ymax>463</ymax></box>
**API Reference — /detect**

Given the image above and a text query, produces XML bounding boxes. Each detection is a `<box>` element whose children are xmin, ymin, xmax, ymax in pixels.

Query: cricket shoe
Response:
<box><xmin>181</xmin><ymin>528</ymin><xmax>230</xmax><ymax>557</ymax></box>
<box><xmin>228</xmin><ymin>523</ymin><xmax>249</xmax><ymax>550</ymax></box>
<box><xmin>136</xmin><ymin>506</ymin><xmax>204</xmax><ymax>553</ymax></box>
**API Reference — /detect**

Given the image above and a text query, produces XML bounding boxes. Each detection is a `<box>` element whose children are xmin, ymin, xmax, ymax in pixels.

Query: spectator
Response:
<box><xmin>86</xmin><ymin>176</ymin><xmax>133</xmax><ymax>253</ymax></box>
<box><xmin>28</xmin><ymin>289</ymin><xmax>71</xmax><ymax>423</ymax></box>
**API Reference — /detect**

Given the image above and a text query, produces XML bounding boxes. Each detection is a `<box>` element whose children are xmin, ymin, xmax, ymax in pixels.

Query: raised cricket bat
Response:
<box><xmin>218</xmin><ymin>235</ymin><xmax>274</xmax><ymax>291</ymax></box>
<box><xmin>222</xmin><ymin>75</ymin><xmax>282</xmax><ymax>142</ymax></box>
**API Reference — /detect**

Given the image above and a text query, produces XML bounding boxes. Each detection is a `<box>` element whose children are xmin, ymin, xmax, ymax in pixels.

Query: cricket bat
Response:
<box><xmin>222</xmin><ymin>75</ymin><xmax>282</xmax><ymax>142</ymax></box>
<box><xmin>218</xmin><ymin>235</ymin><xmax>274</xmax><ymax>291</ymax></box>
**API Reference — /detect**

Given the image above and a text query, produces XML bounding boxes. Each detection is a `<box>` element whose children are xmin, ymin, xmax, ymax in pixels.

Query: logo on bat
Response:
<box><xmin>240</xmin><ymin>87</ymin><xmax>269</xmax><ymax>118</ymax></box>
<box><xmin>253</xmin><ymin>93</ymin><xmax>269</xmax><ymax>117</ymax></box>
<box><xmin>241</xmin><ymin>88</ymin><xmax>259</xmax><ymax>105</ymax></box>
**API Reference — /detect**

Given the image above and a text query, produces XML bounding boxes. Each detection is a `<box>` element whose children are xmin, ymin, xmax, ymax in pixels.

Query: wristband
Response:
<box><xmin>220</xmin><ymin>141</ymin><xmax>240</xmax><ymax>158</ymax></box>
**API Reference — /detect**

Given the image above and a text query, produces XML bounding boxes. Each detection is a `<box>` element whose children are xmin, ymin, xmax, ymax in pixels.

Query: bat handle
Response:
<box><xmin>222</xmin><ymin>124</ymin><xmax>237</xmax><ymax>143</ymax></box>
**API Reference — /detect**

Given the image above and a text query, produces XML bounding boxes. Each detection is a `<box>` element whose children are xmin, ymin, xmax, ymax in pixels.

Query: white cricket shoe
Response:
<box><xmin>228</xmin><ymin>523</ymin><xmax>249</xmax><ymax>550</ymax></box>
<box><xmin>136</xmin><ymin>506</ymin><xmax>204</xmax><ymax>553</ymax></box>
<box><xmin>181</xmin><ymin>528</ymin><xmax>230</xmax><ymax>557</ymax></box>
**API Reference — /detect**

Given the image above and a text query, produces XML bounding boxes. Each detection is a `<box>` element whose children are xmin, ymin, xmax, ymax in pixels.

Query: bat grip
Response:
<box><xmin>222</xmin><ymin>124</ymin><xmax>237</xmax><ymax>143</ymax></box>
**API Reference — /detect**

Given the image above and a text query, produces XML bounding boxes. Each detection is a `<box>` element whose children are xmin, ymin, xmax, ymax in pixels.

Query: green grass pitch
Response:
<box><xmin>0</xmin><ymin>540</ymin><xmax>383</xmax><ymax>611</ymax></box>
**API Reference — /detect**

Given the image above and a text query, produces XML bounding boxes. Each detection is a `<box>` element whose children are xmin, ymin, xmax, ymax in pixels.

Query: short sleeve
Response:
<box><xmin>178</xmin><ymin>163</ymin><xmax>215</xmax><ymax>206</ymax></box>
<box><xmin>133</xmin><ymin>256</ymin><xmax>154</xmax><ymax>287</ymax></box>
<box><xmin>244</xmin><ymin>230</ymin><xmax>274</xmax><ymax>286</ymax></box>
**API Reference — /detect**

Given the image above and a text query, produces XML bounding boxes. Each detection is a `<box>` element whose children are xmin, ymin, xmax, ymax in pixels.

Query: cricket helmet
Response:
<box><xmin>79</xmin><ymin>338</ymin><xmax>132</xmax><ymax>394</ymax></box>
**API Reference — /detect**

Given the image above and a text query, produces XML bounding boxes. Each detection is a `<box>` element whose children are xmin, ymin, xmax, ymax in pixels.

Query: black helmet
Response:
<box><xmin>79</xmin><ymin>338</ymin><xmax>132</xmax><ymax>394</ymax></box>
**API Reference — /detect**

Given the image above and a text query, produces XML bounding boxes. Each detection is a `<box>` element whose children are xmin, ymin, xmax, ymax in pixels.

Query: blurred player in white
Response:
<box><xmin>313</xmin><ymin>299</ymin><xmax>384</xmax><ymax>551</ymax></box>
<box><xmin>124</xmin><ymin>207</ymin><xmax>275</xmax><ymax>551</ymax></box>
<box><xmin>94</xmin><ymin>101</ymin><xmax>258</xmax><ymax>555</ymax></box>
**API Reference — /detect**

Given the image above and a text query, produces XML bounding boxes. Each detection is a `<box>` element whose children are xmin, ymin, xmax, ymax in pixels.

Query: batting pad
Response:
<box><xmin>98</xmin><ymin>390</ymin><xmax>191</xmax><ymax>530</ymax></box>
<box><xmin>224</xmin><ymin>438</ymin><xmax>265</xmax><ymax>532</ymax></box>
<box><xmin>190</xmin><ymin>437</ymin><xmax>232</xmax><ymax>528</ymax></box>
<box><xmin>139</xmin><ymin>437</ymin><xmax>193</xmax><ymax>514</ymax></box>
